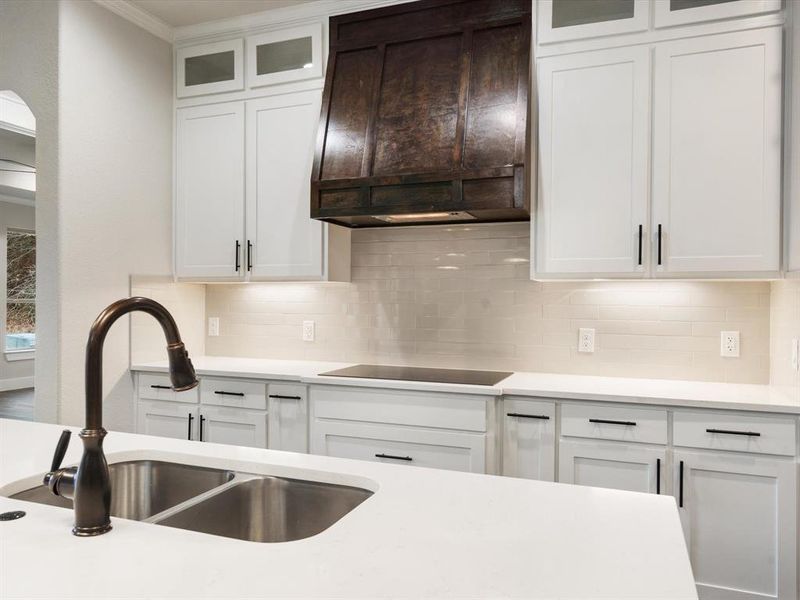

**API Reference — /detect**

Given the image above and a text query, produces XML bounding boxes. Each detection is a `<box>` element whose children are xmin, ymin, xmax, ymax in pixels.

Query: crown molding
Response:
<box><xmin>174</xmin><ymin>0</ymin><xmax>416</xmax><ymax>44</ymax></box>
<box><xmin>93</xmin><ymin>0</ymin><xmax>174</xmax><ymax>43</ymax></box>
<box><xmin>0</xmin><ymin>192</ymin><xmax>35</xmax><ymax>207</ymax></box>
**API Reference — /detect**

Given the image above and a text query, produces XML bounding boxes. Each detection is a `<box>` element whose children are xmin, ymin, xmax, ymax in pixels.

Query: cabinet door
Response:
<box><xmin>137</xmin><ymin>400</ymin><xmax>197</xmax><ymax>441</ymax></box>
<box><xmin>268</xmin><ymin>384</ymin><xmax>308</xmax><ymax>453</ymax></box>
<box><xmin>246</xmin><ymin>23</ymin><xmax>323</xmax><ymax>88</ymax></box>
<box><xmin>536</xmin><ymin>46</ymin><xmax>649</xmax><ymax>276</ymax></box>
<box><xmin>311</xmin><ymin>419</ymin><xmax>486</xmax><ymax>474</ymax></box>
<box><xmin>559</xmin><ymin>438</ymin><xmax>666</xmax><ymax>494</ymax></box>
<box><xmin>199</xmin><ymin>406</ymin><xmax>267</xmax><ymax>449</ymax></box>
<box><xmin>537</xmin><ymin>0</ymin><xmax>649</xmax><ymax>44</ymax></box>
<box><xmin>502</xmin><ymin>399</ymin><xmax>555</xmax><ymax>481</ymax></box>
<box><xmin>176</xmin><ymin>39</ymin><xmax>244</xmax><ymax>98</ymax></box>
<box><xmin>246</xmin><ymin>91</ymin><xmax>324</xmax><ymax>279</ymax></box>
<box><xmin>176</xmin><ymin>102</ymin><xmax>245</xmax><ymax>279</ymax></box>
<box><xmin>654</xmin><ymin>0</ymin><xmax>781</xmax><ymax>28</ymax></box>
<box><xmin>652</xmin><ymin>28</ymin><xmax>782</xmax><ymax>276</ymax></box>
<box><xmin>674</xmin><ymin>449</ymin><xmax>797</xmax><ymax>600</ymax></box>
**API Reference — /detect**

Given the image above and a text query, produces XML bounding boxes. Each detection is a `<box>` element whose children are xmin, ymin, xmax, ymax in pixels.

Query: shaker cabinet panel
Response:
<box><xmin>536</xmin><ymin>46</ymin><xmax>650</xmax><ymax>276</ymax></box>
<box><xmin>502</xmin><ymin>399</ymin><xmax>555</xmax><ymax>481</ymax></box>
<box><xmin>175</xmin><ymin>103</ymin><xmax>245</xmax><ymax>279</ymax></box>
<box><xmin>137</xmin><ymin>400</ymin><xmax>197</xmax><ymax>441</ymax></box>
<box><xmin>268</xmin><ymin>384</ymin><xmax>309</xmax><ymax>453</ymax></box>
<box><xmin>674</xmin><ymin>450</ymin><xmax>797</xmax><ymax>600</ymax></box>
<box><xmin>652</xmin><ymin>28</ymin><xmax>782</xmax><ymax>276</ymax></box>
<box><xmin>246</xmin><ymin>91</ymin><xmax>325</xmax><ymax>279</ymax></box>
<box><xmin>199</xmin><ymin>405</ymin><xmax>267</xmax><ymax>449</ymax></box>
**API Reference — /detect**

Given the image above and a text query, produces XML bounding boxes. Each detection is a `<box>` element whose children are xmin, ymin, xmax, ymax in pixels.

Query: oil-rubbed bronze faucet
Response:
<box><xmin>44</xmin><ymin>297</ymin><xmax>198</xmax><ymax>536</ymax></box>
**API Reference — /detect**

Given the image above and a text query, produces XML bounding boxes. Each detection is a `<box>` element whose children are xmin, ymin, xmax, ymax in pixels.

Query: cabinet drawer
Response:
<box><xmin>311</xmin><ymin>419</ymin><xmax>486</xmax><ymax>473</ymax></box>
<box><xmin>310</xmin><ymin>385</ymin><xmax>489</xmax><ymax>432</ymax></box>
<box><xmin>138</xmin><ymin>373</ymin><xmax>199</xmax><ymax>404</ymax></box>
<box><xmin>561</xmin><ymin>403</ymin><xmax>667</xmax><ymax>444</ymax></box>
<box><xmin>674</xmin><ymin>410</ymin><xmax>797</xmax><ymax>457</ymax></box>
<box><xmin>200</xmin><ymin>378</ymin><xmax>267</xmax><ymax>410</ymax></box>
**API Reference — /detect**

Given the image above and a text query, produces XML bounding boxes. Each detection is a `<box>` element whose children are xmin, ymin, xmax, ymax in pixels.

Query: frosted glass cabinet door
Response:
<box><xmin>176</xmin><ymin>39</ymin><xmax>244</xmax><ymax>98</ymax></box>
<box><xmin>559</xmin><ymin>438</ymin><xmax>665</xmax><ymax>495</ymax></box>
<box><xmin>652</xmin><ymin>28</ymin><xmax>782</xmax><ymax>276</ymax></box>
<box><xmin>537</xmin><ymin>0</ymin><xmax>649</xmax><ymax>44</ymax></box>
<box><xmin>536</xmin><ymin>46</ymin><xmax>650</xmax><ymax>276</ymax></box>
<box><xmin>175</xmin><ymin>102</ymin><xmax>245</xmax><ymax>279</ymax></box>
<box><xmin>674</xmin><ymin>450</ymin><xmax>797</xmax><ymax>600</ymax></box>
<box><xmin>246</xmin><ymin>23</ymin><xmax>323</xmax><ymax>88</ymax></box>
<box><xmin>654</xmin><ymin>0</ymin><xmax>781</xmax><ymax>28</ymax></box>
<box><xmin>246</xmin><ymin>90</ymin><xmax>324</xmax><ymax>279</ymax></box>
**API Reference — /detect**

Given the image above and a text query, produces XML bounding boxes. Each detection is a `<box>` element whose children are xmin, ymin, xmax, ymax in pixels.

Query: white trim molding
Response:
<box><xmin>0</xmin><ymin>376</ymin><xmax>34</xmax><ymax>391</ymax></box>
<box><xmin>5</xmin><ymin>350</ymin><xmax>34</xmax><ymax>362</ymax></box>
<box><xmin>93</xmin><ymin>0</ymin><xmax>174</xmax><ymax>42</ymax></box>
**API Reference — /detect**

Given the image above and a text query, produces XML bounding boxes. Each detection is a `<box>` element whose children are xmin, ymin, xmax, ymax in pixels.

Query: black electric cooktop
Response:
<box><xmin>319</xmin><ymin>364</ymin><xmax>513</xmax><ymax>386</ymax></box>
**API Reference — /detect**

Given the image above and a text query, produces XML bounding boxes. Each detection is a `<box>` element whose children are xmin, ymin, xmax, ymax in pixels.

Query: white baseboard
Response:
<box><xmin>0</xmin><ymin>376</ymin><xmax>34</xmax><ymax>391</ymax></box>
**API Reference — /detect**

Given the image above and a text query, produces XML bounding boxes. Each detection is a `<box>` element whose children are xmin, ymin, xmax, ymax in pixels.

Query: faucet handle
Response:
<box><xmin>50</xmin><ymin>429</ymin><xmax>72</xmax><ymax>472</ymax></box>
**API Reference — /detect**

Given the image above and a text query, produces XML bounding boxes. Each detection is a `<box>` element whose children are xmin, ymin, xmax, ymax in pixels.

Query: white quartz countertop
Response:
<box><xmin>132</xmin><ymin>356</ymin><xmax>800</xmax><ymax>413</ymax></box>
<box><xmin>0</xmin><ymin>419</ymin><xmax>696</xmax><ymax>599</ymax></box>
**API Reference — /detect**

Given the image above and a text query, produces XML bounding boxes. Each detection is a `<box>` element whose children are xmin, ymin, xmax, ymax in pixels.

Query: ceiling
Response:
<box><xmin>129</xmin><ymin>0</ymin><xmax>320</xmax><ymax>28</ymax></box>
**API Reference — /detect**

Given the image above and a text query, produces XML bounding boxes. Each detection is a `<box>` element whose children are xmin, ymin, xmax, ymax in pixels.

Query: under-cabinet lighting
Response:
<box><xmin>303</xmin><ymin>62</ymin><xmax>313</xmax><ymax>68</ymax></box>
<box><xmin>373</xmin><ymin>211</ymin><xmax>476</xmax><ymax>223</ymax></box>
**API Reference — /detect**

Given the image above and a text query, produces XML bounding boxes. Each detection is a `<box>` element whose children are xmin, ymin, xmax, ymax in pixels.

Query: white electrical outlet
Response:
<box><xmin>302</xmin><ymin>320</ymin><xmax>315</xmax><ymax>342</ymax></box>
<box><xmin>720</xmin><ymin>331</ymin><xmax>740</xmax><ymax>358</ymax></box>
<box><xmin>578</xmin><ymin>328</ymin><xmax>595</xmax><ymax>353</ymax></box>
<box><xmin>208</xmin><ymin>317</ymin><xmax>219</xmax><ymax>337</ymax></box>
<box><xmin>792</xmin><ymin>338</ymin><xmax>800</xmax><ymax>372</ymax></box>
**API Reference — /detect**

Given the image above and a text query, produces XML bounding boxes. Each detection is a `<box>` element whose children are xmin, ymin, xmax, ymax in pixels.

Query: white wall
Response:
<box><xmin>0</xmin><ymin>200</ymin><xmax>35</xmax><ymax>389</ymax></box>
<box><xmin>0</xmin><ymin>0</ymin><xmax>59</xmax><ymax>422</ymax></box>
<box><xmin>57</xmin><ymin>0</ymin><xmax>173</xmax><ymax>430</ymax></box>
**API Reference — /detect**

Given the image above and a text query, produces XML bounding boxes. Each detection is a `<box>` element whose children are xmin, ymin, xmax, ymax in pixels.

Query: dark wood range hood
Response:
<box><xmin>311</xmin><ymin>0</ymin><xmax>531</xmax><ymax>227</ymax></box>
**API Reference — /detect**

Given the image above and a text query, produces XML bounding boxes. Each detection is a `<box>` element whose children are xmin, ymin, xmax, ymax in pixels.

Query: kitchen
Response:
<box><xmin>0</xmin><ymin>0</ymin><xmax>797</xmax><ymax>598</ymax></box>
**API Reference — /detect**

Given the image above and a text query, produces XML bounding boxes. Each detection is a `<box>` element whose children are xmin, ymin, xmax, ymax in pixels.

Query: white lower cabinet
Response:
<box><xmin>502</xmin><ymin>398</ymin><xmax>555</xmax><ymax>481</ymax></box>
<box><xmin>268</xmin><ymin>383</ymin><xmax>308</xmax><ymax>453</ymax></box>
<box><xmin>137</xmin><ymin>400</ymin><xmax>197</xmax><ymax>441</ymax></box>
<box><xmin>311</xmin><ymin>420</ymin><xmax>486</xmax><ymax>473</ymax></box>
<box><xmin>674</xmin><ymin>449</ymin><xmax>797</xmax><ymax>600</ymax></box>
<box><xmin>199</xmin><ymin>405</ymin><xmax>267</xmax><ymax>448</ymax></box>
<box><xmin>559</xmin><ymin>438</ymin><xmax>666</xmax><ymax>495</ymax></box>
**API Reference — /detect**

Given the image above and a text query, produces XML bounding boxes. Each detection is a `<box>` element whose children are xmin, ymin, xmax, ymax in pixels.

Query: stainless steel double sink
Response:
<box><xmin>8</xmin><ymin>460</ymin><xmax>373</xmax><ymax>542</ymax></box>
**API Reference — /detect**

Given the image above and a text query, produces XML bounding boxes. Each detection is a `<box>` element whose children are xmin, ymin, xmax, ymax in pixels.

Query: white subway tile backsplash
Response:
<box><xmin>200</xmin><ymin>223</ymin><xmax>773</xmax><ymax>384</ymax></box>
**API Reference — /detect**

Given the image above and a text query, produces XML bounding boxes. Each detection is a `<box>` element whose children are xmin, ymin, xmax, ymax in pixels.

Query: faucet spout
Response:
<box><xmin>46</xmin><ymin>296</ymin><xmax>198</xmax><ymax>536</ymax></box>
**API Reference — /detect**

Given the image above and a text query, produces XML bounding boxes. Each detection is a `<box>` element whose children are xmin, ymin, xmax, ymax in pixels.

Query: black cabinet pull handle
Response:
<box><xmin>588</xmin><ymin>418</ymin><xmax>637</xmax><ymax>427</ymax></box>
<box><xmin>507</xmin><ymin>413</ymin><xmax>550</xmax><ymax>420</ymax></box>
<box><xmin>656</xmin><ymin>458</ymin><xmax>661</xmax><ymax>495</ymax></box>
<box><xmin>637</xmin><ymin>224</ymin><xmax>643</xmax><ymax>265</ymax></box>
<box><xmin>199</xmin><ymin>415</ymin><xmax>205</xmax><ymax>442</ymax></box>
<box><xmin>214</xmin><ymin>391</ymin><xmax>245</xmax><ymax>397</ymax></box>
<box><xmin>375</xmin><ymin>453</ymin><xmax>412</xmax><ymax>462</ymax></box>
<box><xmin>235</xmin><ymin>240</ymin><xmax>241</xmax><ymax>272</ymax></box>
<box><xmin>657</xmin><ymin>224</ymin><xmax>662</xmax><ymax>266</ymax></box>
<box><xmin>679</xmin><ymin>460</ymin><xmax>684</xmax><ymax>508</ymax></box>
<box><xmin>269</xmin><ymin>394</ymin><xmax>302</xmax><ymax>400</ymax></box>
<box><xmin>247</xmin><ymin>240</ymin><xmax>253</xmax><ymax>272</ymax></box>
<box><xmin>150</xmin><ymin>384</ymin><xmax>171</xmax><ymax>390</ymax></box>
<box><xmin>706</xmin><ymin>428</ymin><xmax>760</xmax><ymax>437</ymax></box>
<box><xmin>187</xmin><ymin>413</ymin><xmax>194</xmax><ymax>440</ymax></box>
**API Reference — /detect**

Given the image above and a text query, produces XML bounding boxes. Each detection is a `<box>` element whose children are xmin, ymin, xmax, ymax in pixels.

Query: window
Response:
<box><xmin>6</xmin><ymin>230</ymin><xmax>35</xmax><ymax>351</ymax></box>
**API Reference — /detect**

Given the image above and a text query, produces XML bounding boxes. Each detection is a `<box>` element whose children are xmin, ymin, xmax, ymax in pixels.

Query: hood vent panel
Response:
<box><xmin>311</xmin><ymin>0</ymin><xmax>531</xmax><ymax>228</ymax></box>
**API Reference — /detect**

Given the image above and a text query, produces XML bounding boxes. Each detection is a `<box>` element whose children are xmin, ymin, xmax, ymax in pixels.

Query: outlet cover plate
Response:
<box><xmin>208</xmin><ymin>317</ymin><xmax>219</xmax><ymax>337</ymax></box>
<box><xmin>578</xmin><ymin>328</ymin><xmax>595</xmax><ymax>353</ymax></box>
<box><xmin>302</xmin><ymin>320</ymin><xmax>315</xmax><ymax>342</ymax></box>
<box><xmin>720</xmin><ymin>331</ymin><xmax>740</xmax><ymax>358</ymax></box>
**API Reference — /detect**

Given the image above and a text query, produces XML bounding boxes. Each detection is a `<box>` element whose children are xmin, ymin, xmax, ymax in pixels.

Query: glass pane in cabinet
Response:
<box><xmin>256</xmin><ymin>37</ymin><xmax>313</xmax><ymax>75</ymax></box>
<box><xmin>670</xmin><ymin>0</ymin><xmax>738</xmax><ymax>10</ymax></box>
<box><xmin>552</xmin><ymin>0</ymin><xmax>635</xmax><ymax>28</ymax></box>
<box><xmin>185</xmin><ymin>50</ymin><xmax>235</xmax><ymax>87</ymax></box>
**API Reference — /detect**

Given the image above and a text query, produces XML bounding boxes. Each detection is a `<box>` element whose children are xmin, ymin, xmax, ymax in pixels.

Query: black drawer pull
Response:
<box><xmin>150</xmin><ymin>384</ymin><xmax>171</xmax><ymax>390</ymax></box>
<box><xmin>589</xmin><ymin>418</ymin><xmax>637</xmax><ymax>427</ymax></box>
<box><xmin>706</xmin><ymin>428</ymin><xmax>761</xmax><ymax>437</ymax></box>
<box><xmin>199</xmin><ymin>415</ymin><xmax>205</xmax><ymax>442</ymax></box>
<box><xmin>507</xmin><ymin>413</ymin><xmax>550</xmax><ymax>420</ymax></box>
<box><xmin>187</xmin><ymin>413</ymin><xmax>194</xmax><ymax>441</ymax></box>
<box><xmin>679</xmin><ymin>460</ymin><xmax>684</xmax><ymax>508</ymax></box>
<box><xmin>637</xmin><ymin>224</ymin><xmax>643</xmax><ymax>266</ymax></box>
<box><xmin>656</xmin><ymin>458</ymin><xmax>661</xmax><ymax>495</ymax></box>
<box><xmin>269</xmin><ymin>394</ymin><xmax>302</xmax><ymax>400</ymax></box>
<box><xmin>375</xmin><ymin>453</ymin><xmax>412</xmax><ymax>462</ymax></box>
<box><xmin>214</xmin><ymin>391</ymin><xmax>245</xmax><ymax>397</ymax></box>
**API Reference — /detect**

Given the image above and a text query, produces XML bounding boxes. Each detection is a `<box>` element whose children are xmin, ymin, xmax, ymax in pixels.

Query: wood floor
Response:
<box><xmin>0</xmin><ymin>388</ymin><xmax>34</xmax><ymax>421</ymax></box>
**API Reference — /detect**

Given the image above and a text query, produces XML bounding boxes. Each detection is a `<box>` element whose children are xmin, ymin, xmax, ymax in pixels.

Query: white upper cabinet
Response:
<box><xmin>246</xmin><ymin>91</ymin><xmax>325</xmax><ymax>279</ymax></box>
<box><xmin>536</xmin><ymin>45</ymin><xmax>650</xmax><ymax>276</ymax></box>
<box><xmin>247</xmin><ymin>23</ymin><xmax>323</xmax><ymax>88</ymax></box>
<box><xmin>652</xmin><ymin>27</ymin><xmax>782</xmax><ymax>277</ymax></box>
<box><xmin>175</xmin><ymin>103</ymin><xmax>245</xmax><ymax>279</ymax></box>
<box><xmin>176</xmin><ymin>39</ymin><xmax>244</xmax><ymax>98</ymax></box>
<box><xmin>537</xmin><ymin>0</ymin><xmax>649</xmax><ymax>44</ymax></box>
<box><xmin>654</xmin><ymin>0</ymin><xmax>782</xmax><ymax>29</ymax></box>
